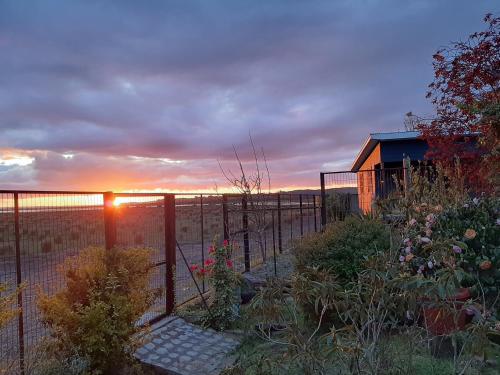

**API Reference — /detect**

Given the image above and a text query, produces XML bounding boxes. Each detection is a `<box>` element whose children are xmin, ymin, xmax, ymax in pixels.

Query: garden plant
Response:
<box><xmin>37</xmin><ymin>246</ymin><xmax>160</xmax><ymax>375</ymax></box>
<box><xmin>191</xmin><ymin>240</ymin><xmax>241</xmax><ymax>331</ymax></box>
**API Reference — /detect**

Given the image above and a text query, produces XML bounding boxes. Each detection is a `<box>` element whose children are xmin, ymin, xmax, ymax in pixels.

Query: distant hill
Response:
<box><xmin>279</xmin><ymin>187</ymin><xmax>357</xmax><ymax>195</ymax></box>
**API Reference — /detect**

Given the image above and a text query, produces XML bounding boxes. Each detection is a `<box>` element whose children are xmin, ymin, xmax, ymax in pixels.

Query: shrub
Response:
<box><xmin>0</xmin><ymin>283</ymin><xmax>19</xmax><ymax>330</ymax></box>
<box><xmin>294</xmin><ymin>216</ymin><xmax>391</xmax><ymax>283</ymax></box>
<box><xmin>38</xmin><ymin>246</ymin><xmax>159</xmax><ymax>374</ymax></box>
<box><xmin>1</xmin><ymin>283</ymin><xmax>23</xmax><ymax>375</ymax></box>
<box><xmin>191</xmin><ymin>240</ymin><xmax>240</xmax><ymax>330</ymax></box>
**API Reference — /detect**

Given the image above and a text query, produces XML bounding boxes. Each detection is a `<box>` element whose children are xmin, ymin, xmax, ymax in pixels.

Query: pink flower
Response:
<box><xmin>223</xmin><ymin>239</ymin><xmax>229</xmax><ymax>247</ymax></box>
<box><xmin>226</xmin><ymin>259</ymin><xmax>233</xmax><ymax>268</ymax></box>
<box><xmin>208</xmin><ymin>245</ymin><xmax>215</xmax><ymax>254</ymax></box>
<box><xmin>409</xmin><ymin>219</ymin><xmax>417</xmax><ymax>226</ymax></box>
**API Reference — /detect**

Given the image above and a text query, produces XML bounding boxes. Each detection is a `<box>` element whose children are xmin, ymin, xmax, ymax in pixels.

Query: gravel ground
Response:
<box><xmin>246</xmin><ymin>250</ymin><xmax>295</xmax><ymax>280</ymax></box>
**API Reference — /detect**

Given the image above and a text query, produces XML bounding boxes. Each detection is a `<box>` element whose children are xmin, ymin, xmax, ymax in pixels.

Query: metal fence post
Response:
<box><xmin>164</xmin><ymin>194</ymin><xmax>176</xmax><ymax>314</ymax></box>
<box><xmin>277</xmin><ymin>193</ymin><xmax>282</xmax><ymax>253</ymax></box>
<box><xmin>272</xmin><ymin>209</ymin><xmax>277</xmax><ymax>276</ymax></box>
<box><xmin>299</xmin><ymin>194</ymin><xmax>303</xmax><ymax>237</ymax></box>
<box><xmin>200</xmin><ymin>195</ymin><xmax>206</xmax><ymax>293</ymax></box>
<box><xmin>242</xmin><ymin>195</ymin><xmax>250</xmax><ymax>272</ymax></box>
<box><xmin>289</xmin><ymin>194</ymin><xmax>293</xmax><ymax>241</ymax></box>
<box><xmin>14</xmin><ymin>192</ymin><xmax>25</xmax><ymax>375</ymax></box>
<box><xmin>313</xmin><ymin>195</ymin><xmax>318</xmax><ymax>232</ymax></box>
<box><xmin>103</xmin><ymin>191</ymin><xmax>116</xmax><ymax>250</ymax></box>
<box><xmin>320</xmin><ymin>172</ymin><xmax>327</xmax><ymax>228</ymax></box>
<box><xmin>222</xmin><ymin>194</ymin><xmax>229</xmax><ymax>242</ymax></box>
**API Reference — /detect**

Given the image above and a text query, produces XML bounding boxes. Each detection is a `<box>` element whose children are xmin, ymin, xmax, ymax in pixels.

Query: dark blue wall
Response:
<box><xmin>380</xmin><ymin>139</ymin><xmax>428</xmax><ymax>163</ymax></box>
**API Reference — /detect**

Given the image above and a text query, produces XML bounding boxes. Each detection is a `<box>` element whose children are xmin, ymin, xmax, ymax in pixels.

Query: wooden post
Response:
<box><xmin>242</xmin><ymin>195</ymin><xmax>250</xmax><ymax>272</ymax></box>
<box><xmin>403</xmin><ymin>156</ymin><xmax>411</xmax><ymax>198</ymax></box>
<box><xmin>14</xmin><ymin>193</ymin><xmax>25</xmax><ymax>375</ymax></box>
<box><xmin>164</xmin><ymin>194</ymin><xmax>176</xmax><ymax>314</ymax></box>
<box><xmin>103</xmin><ymin>191</ymin><xmax>116</xmax><ymax>250</ymax></box>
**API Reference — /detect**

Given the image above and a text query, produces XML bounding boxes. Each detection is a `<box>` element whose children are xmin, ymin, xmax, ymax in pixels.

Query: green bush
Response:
<box><xmin>294</xmin><ymin>216</ymin><xmax>391</xmax><ymax>283</ymax></box>
<box><xmin>38</xmin><ymin>246</ymin><xmax>160</xmax><ymax>375</ymax></box>
<box><xmin>435</xmin><ymin>197</ymin><xmax>500</xmax><ymax>300</ymax></box>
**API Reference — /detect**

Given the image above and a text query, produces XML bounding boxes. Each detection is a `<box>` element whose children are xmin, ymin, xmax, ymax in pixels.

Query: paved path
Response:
<box><xmin>135</xmin><ymin>316</ymin><xmax>240</xmax><ymax>375</ymax></box>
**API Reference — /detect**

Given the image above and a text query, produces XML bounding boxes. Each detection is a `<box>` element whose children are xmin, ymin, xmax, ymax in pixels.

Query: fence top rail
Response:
<box><xmin>0</xmin><ymin>189</ymin><xmax>321</xmax><ymax>197</ymax></box>
<box><xmin>321</xmin><ymin>167</ymin><xmax>405</xmax><ymax>175</ymax></box>
<box><xmin>0</xmin><ymin>189</ymin><xmax>107</xmax><ymax>195</ymax></box>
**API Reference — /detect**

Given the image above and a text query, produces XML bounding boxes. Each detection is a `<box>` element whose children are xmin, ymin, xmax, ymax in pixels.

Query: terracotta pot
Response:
<box><xmin>421</xmin><ymin>288</ymin><xmax>473</xmax><ymax>336</ymax></box>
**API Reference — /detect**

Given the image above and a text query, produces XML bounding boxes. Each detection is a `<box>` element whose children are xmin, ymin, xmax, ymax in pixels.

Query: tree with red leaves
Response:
<box><xmin>419</xmin><ymin>14</ymin><xmax>499</xmax><ymax>193</ymax></box>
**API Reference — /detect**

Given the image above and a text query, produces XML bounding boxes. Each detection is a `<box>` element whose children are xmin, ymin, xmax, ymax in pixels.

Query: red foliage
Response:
<box><xmin>418</xmin><ymin>14</ymin><xmax>500</xmax><ymax>192</ymax></box>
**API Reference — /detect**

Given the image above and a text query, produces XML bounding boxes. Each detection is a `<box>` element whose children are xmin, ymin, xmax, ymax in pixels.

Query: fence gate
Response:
<box><xmin>320</xmin><ymin>167</ymin><xmax>406</xmax><ymax>226</ymax></box>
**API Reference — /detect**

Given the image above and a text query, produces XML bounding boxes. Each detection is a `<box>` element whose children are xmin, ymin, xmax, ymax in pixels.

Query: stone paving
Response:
<box><xmin>135</xmin><ymin>316</ymin><xmax>240</xmax><ymax>375</ymax></box>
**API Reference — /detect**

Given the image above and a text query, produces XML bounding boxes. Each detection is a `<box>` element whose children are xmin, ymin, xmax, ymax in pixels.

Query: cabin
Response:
<box><xmin>350</xmin><ymin>131</ymin><xmax>427</xmax><ymax>212</ymax></box>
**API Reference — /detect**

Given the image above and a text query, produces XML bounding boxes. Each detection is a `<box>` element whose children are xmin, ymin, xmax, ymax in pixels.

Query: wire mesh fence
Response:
<box><xmin>0</xmin><ymin>190</ymin><xmax>320</xmax><ymax>374</ymax></box>
<box><xmin>320</xmin><ymin>167</ymin><xmax>406</xmax><ymax>225</ymax></box>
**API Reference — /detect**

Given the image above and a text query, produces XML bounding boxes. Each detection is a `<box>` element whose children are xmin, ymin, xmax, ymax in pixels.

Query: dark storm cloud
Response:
<box><xmin>0</xmin><ymin>0</ymin><xmax>497</xmax><ymax>190</ymax></box>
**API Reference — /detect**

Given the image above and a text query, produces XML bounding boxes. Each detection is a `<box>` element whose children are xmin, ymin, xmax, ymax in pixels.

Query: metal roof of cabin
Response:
<box><xmin>351</xmin><ymin>131</ymin><xmax>421</xmax><ymax>172</ymax></box>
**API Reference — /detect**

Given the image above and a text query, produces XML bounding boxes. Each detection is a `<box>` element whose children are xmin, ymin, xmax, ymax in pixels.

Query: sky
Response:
<box><xmin>0</xmin><ymin>0</ymin><xmax>497</xmax><ymax>193</ymax></box>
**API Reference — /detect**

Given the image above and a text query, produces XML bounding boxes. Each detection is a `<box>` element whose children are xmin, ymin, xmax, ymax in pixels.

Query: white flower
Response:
<box><xmin>473</xmin><ymin>197</ymin><xmax>479</xmax><ymax>205</ymax></box>
<box><xmin>464</xmin><ymin>203</ymin><xmax>469</xmax><ymax>208</ymax></box>
<box><xmin>420</xmin><ymin>237</ymin><xmax>431</xmax><ymax>244</ymax></box>
<box><xmin>404</xmin><ymin>246</ymin><xmax>412</xmax><ymax>254</ymax></box>
<box><xmin>496</xmin><ymin>218</ymin><xmax>500</xmax><ymax>226</ymax></box>
<box><xmin>427</xmin><ymin>261</ymin><xmax>434</xmax><ymax>269</ymax></box>
<box><xmin>403</xmin><ymin>238</ymin><xmax>411</xmax><ymax>245</ymax></box>
<box><xmin>399</xmin><ymin>255</ymin><xmax>405</xmax><ymax>262</ymax></box>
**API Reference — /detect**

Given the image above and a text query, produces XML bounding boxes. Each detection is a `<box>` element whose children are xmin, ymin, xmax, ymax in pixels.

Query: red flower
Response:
<box><xmin>223</xmin><ymin>239</ymin><xmax>229</xmax><ymax>247</ymax></box>
<box><xmin>204</xmin><ymin>258</ymin><xmax>215</xmax><ymax>267</ymax></box>
<box><xmin>208</xmin><ymin>245</ymin><xmax>215</xmax><ymax>254</ymax></box>
<box><xmin>189</xmin><ymin>264</ymin><xmax>198</xmax><ymax>272</ymax></box>
<box><xmin>226</xmin><ymin>259</ymin><xmax>233</xmax><ymax>268</ymax></box>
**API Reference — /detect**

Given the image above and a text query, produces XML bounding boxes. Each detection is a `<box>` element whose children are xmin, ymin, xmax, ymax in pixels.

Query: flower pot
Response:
<box><xmin>421</xmin><ymin>288</ymin><xmax>473</xmax><ymax>336</ymax></box>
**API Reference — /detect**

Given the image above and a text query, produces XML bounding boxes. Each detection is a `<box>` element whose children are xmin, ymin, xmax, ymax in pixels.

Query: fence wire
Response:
<box><xmin>0</xmin><ymin>190</ymin><xmax>320</xmax><ymax>374</ymax></box>
<box><xmin>320</xmin><ymin>168</ymin><xmax>406</xmax><ymax>225</ymax></box>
